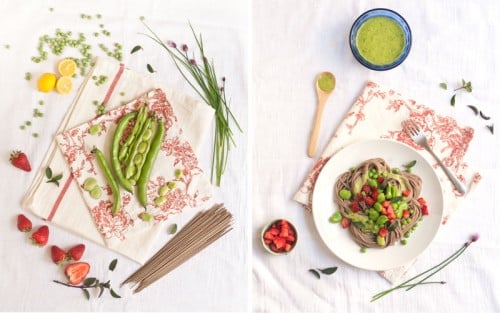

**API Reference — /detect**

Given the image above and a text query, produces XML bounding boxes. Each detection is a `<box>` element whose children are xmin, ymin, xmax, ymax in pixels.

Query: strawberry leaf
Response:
<box><xmin>84</xmin><ymin>277</ymin><xmax>97</xmax><ymax>286</ymax></box>
<box><xmin>98</xmin><ymin>286</ymin><xmax>105</xmax><ymax>298</ymax></box>
<box><xmin>45</xmin><ymin>166</ymin><xmax>53</xmax><ymax>179</ymax></box>
<box><xmin>83</xmin><ymin>289</ymin><xmax>90</xmax><ymax>300</ymax></box>
<box><xmin>110</xmin><ymin>288</ymin><xmax>121</xmax><ymax>298</ymax></box>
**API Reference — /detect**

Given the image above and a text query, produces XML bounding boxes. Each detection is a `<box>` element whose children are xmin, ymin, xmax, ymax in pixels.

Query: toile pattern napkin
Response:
<box><xmin>22</xmin><ymin>57</ymin><xmax>214</xmax><ymax>263</ymax></box>
<box><xmin>293</xmin><ymin>81</ymin><xmax>481</xmax><ymax>282</ymax></box>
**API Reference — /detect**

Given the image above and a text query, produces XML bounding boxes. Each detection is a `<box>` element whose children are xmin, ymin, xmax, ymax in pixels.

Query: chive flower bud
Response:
<box><xmin>167</xmin><ymin>40</ymin><xmax>176</xmax><ymax>48</ymax></box>
<box><xmin>181</xmin><ymin>44</ymin><xmax>188</xmax><ymax>52</ymax></box>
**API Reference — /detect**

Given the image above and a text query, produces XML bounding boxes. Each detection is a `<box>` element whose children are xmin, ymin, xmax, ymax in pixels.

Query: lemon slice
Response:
<box><xmin>37</xmin><ymin>73</ymin><xmax>57</xmax><ymax>92</ymax></box>
<box><xmin>56</xmin><ymin>76</ymin><xmax>73</xmax><ymax>94</ymax></box>
<box><xmin>58</xmin><ymin>58</ymin><xmax>77</xmax><ymax>77</ymax></box>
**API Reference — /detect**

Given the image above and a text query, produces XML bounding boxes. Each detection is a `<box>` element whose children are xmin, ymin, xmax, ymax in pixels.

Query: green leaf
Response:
<box><xmin>45</xmin><ymin>167</ymin><xmax>53</xmax><ymax>179</ymax></box>
<box><xmin>388</xmin><ymin>222</ymin><xmax>398</xmax><ymax>231</ymax></box>
<box><xmin>390</xmin><ymin>196</ymin><xmax>403</xmax><ymax>203</ymax></box>
<box><xmin>318</xmin><ymin>267</ymin><xmax>338</xmax><ymax>275</ymax></box>
<box><xmin>110</xmin><ymin>288</ymin><xmax>121</xmax><ymax>298</ymax></box>
<box><xmin>479</xmin><ymin>111</ymin><xmax>491</xmax><ymax>120</ymax></box>
<box><xmin>130</xmin><ymin>45</ymin><xmax>143</xmax><ymax>54</ymax></box>
<box><xmin>83</xmin><ymin>277</ymin><xmax>97</xmax><ymax>286</ymax></box>
<box><xmin>109</xmin><ymin>258</ymin><xmax>118</xmax><ymax>271</ymax></box>
<box><xmin>98</xmin><ymin>286</ymin><xmax>105</xmax><ymax>298</ymax></box>
<box><xmin>146</xmin><ymin>63</ymin><xmax>155</xmax><ymax>73</ymax></box>
<box><xmin>309</xmin><ymin>269</ymin><xmax>320</xmax><ymax>279</ymax></box>
<box><xmin>439</xmin><ymin>82</ymin><xmax>447</xmax><ymax>90</ymax></box>
<box><xmin>83</xmin><ymin>289</ymin><xmax>90</xmax><ymax>300</ymax></box>
<box><xmin>450</xmin><ymin>94</ymin><xmax>456</xmax><ymax>106</ymax></box>
<box><xmin>467</xmin><ymin>105</ymin><xmax>479</xmax><ymax>116</ymax></box>
<box><xmin>404</xmin><ymin>160</ymin><xmax>417</xmax><ymax>169</ymax></box>
<box><xmin>486</xmin><ymin>124</ymin><xmax>494</xmax><ymax>134</ymax></box>
<box><xmin>168</xmin><ymin>223</ymin><xmax>178</xmax><ymax>235</ymax></box>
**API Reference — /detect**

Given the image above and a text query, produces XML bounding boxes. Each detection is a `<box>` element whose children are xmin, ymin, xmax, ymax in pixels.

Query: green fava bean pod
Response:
<box><xmin>118</xmin><ymin>105</ymin><xmax>148</xmax><ymax>161</ymax></box>
<box><xmin>124</xmin><ymin>116</ymin><xmax>153</xmax><ymax>179</ymax></box>
<box><xmin>111</xmin><ymin>111</ymin><xmax>137</xmax><ymax>193</ymax></box>
<box><xmin>133</xmin><ymin>120</ymin><xmax>159</xmax><ymax>181</ymax></box>
<box><xmin>137</xmin><ymin>119</ymin><xmax>165</xmax><ymax>208</ymax></box>
<box><xmin>92</xmin><ymin>147</ymin><xmax>121</xmax><ymax>215</ymax></box>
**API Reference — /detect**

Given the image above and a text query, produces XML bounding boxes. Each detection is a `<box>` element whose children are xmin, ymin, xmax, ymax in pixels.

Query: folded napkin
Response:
<box><xmin>293</xmin><ymin>81</ymin><xmax>481</xmax><ymax>282</ymax></box>
<box><xmin>22</xmin><ymin>57</ymin><xmax>214</xmax><ymax>263</ymax></box>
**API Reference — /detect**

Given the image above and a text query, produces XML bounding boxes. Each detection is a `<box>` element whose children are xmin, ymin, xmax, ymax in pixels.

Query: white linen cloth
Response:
<box><xmin>22</xmin><ymin>57</ymin><xmax>214</xmax><ymax>263</ymax></box>
<box><xmin>293</xmin><ymin>81</ymin><xmax>481</xmax><ymax>282</ymax></box>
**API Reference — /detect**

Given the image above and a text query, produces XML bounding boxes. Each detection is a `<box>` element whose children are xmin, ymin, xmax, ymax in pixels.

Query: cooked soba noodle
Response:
<box><xmin>333</xmin><ymin>158</ymin><xmax>424</xmax><ymax>248</ymax></box>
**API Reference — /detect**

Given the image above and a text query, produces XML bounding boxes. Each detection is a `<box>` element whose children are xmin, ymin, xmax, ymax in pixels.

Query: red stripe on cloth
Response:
<box><xmin>47</xmin><ymin>173</ymin><xmax>74</xmax><ymax>221</ymax></box>
<box><xmin>47</xmin><ymin>63</ymin><xmax>125</xmax><ymax>221</ymax></box>
<box><xmin>102</xmin><ymin>63</ymin><xmax>125</xmax><ymax>104</ymax></box>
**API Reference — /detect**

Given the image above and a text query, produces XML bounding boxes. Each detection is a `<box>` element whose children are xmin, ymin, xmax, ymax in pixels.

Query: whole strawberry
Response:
<box><xmin>68</xmin><ymin>244</ymin><xmax>86</xmax><ymax>261</ymax></box>
<box><xmin>31</xmin><ymin>225</ymin><xmax>49</xmax><ymax>246</ymax></box>
<box><xmin>17</xmin><ymin>214</ymin><xmax>32</xmax><ymax>232</ymax></box>
<box><xmin>10</xmin><ymin>150</ymin><xmax>32</xmax><ymax>172</ymax></box>
<box><xmin>51</xmin><ymin>245</ymin><xmax>67</xmax><ymax>265</ymax></box>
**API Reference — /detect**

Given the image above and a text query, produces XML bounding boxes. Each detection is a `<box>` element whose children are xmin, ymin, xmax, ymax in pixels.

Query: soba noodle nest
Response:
<box><xmin>333</xmin><ymin>158</ymin><xmax>424</xmax><ymax>249</ymax></box>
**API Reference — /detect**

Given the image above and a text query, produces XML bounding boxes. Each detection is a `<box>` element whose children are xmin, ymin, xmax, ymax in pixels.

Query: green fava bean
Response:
<box><xmin>89</xmin><ymin>186</ymin><xmax>102</xmax><ymax>199</ymax></box>
<box><xmin>158</xmin><ymin>185</ymin><xmax>168</xmax><ymax>196</ymax></box>
<box><xmin>83</xmin><ymin>177</ymin><xmax>97</xmax><ymax>191</ymax></box>
<box><xmin>154</xmin><ymin>196</ymin><xmax>166</xmax><ymax>206</ymax></box>
<box><xmin>339</xmin><ymin>189</ymin><xmax>352</xmax><ymax>200</ymax></box>
<box><xmin>124</xmin><ymin>117</ymin><xmax>154</xmax><ymax>179</ymax></box>
<box><xmin>329</xmin><ymin>212</ymin><xmax>342</xmax><ymax>223</ymax></box>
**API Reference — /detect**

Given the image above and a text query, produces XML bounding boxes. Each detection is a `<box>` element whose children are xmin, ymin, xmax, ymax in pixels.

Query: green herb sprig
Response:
<box><xmin>45</xmin><ymin>166</ymin><xmax>63</xmax><ymax>186</ymax></box>
<box><xmin>371</xmin><ymin>233</ymin><xmax>479</xmax><ymax>302</ymax></box>
<box><xmin>140</xmin><ymin>22</ymin><xmax>242</xmax><ymax>186</ymax></box>
<box><xmin>309</xmin><ymin>266</ymin><xmax>338</xmax><ymax>279</ymax></box>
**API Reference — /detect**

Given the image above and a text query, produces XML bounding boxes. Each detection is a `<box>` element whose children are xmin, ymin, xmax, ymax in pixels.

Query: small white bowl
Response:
<box><xmin>261</xmin><ymin>219</ymin><xmax>298</xmax><ymax>255</ymax></box>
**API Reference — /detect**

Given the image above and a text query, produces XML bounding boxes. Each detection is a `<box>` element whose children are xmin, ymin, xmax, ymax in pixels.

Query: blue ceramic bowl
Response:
<box><xmin>349</xmin><ymin>8</ymin><xmax>412</xmax><ymax>71</ymax></box>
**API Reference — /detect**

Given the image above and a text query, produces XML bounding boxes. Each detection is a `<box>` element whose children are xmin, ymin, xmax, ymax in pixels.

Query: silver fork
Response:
<box><xmin>404</xmin><ymin>120</ymin><xmax>466</xmax><ymax>194</ymax></box>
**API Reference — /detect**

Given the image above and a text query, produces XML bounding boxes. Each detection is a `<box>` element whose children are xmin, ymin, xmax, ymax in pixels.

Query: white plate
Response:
<box><xmin>312</xmin><ymin>139</ymin><xmax>444</xmax><ymax>271</ymax></box>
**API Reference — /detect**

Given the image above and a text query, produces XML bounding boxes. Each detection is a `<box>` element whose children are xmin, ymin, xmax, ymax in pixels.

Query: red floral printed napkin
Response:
<box><xmin>55</xmin><ymin>88</ymin><xmax>211</xmax><ymax>250</ymax></box>
<box><xmin>293</xmin><ymin>81</ymin><xmax>481</xmax><ymax>282</ymax></box>
<box><xmin>22</xmin><ymin>57</ymin><xmax>214</xmax><ymax>263</ymax></box>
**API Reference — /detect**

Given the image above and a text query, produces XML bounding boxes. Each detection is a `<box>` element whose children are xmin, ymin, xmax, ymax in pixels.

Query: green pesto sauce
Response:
<box><xmin>318</xmin><ymin>72</ymin><xmax>335</xmax><ymax>92</ymax></box>
<box><xmin>356</xmin><ymin>16</ymin><xmax>405</xmax><ymax>65</ymax></box>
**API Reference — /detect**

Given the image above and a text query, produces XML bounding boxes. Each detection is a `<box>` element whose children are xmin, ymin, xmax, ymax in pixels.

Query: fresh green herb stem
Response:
<box><xmin>371</xmin><ymin>238</ymin><xmax>476</xmax><ymax>302</ymax></box>
<box><xmin>141</xmin><ymin>22</ymin><xmax>242</xmax><ymax>186</ymax></box>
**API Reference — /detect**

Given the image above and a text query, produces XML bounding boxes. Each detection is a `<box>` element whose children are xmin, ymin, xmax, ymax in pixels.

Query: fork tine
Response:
<box><xmin>403</xmin><ymin>119</ymin><xmax>418</xmax><ymax>137</ymax></box>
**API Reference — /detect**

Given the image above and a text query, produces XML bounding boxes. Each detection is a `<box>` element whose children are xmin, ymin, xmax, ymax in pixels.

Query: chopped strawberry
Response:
<box><xmin>31</xmin><ymin>225</ymin><xmax>49</xmax><ymax>246</ymax></box>
<box><xmin>263</xmin><ymin>219</ymin><xmax>297</xmax><ymax>254</ymax></box>
<box><xmin>362</xmin><ymin>184</ymin><xmax>371</xmax><ymax>194</ymax></box>
<box><xmin>377</xmin><ymin>177</ymin><xmax>385</xmax><ymax>184</ymax></box>
<box><xmin>51</xmin><ymin>245</ymin><xmax>67</xmax><ymax>265</ymax></box>
<box><xmin>351</xmin><ymin>201</ymin><xmax>360</xmax><ymax>212</ymax></box>
<box><xmin>371</xmin><ymin>190</ymin><xmax>379</xmax><ymax>199</ymax></box>
<box><xmin>402</xmin><ymin>190</ymin><xmax>411</xmax><ymax>197</ymax></box>
<box><xmin>422</xmin><ymin>205</ymin><xmax>429</xmax><ymax>215</ymax></box>
<box><xmin>357</xmin><ymin>193</ymin><xmax>364</xmax><ymax>201</ymax></box>
<box><xmin>68</xmin><ymin>244</ymin><xmax>85</xmax><ymax>261</ymax></box>
<box><xmin>65</xmin><ymin>262</ymin><xmax>90</xmax><ymax>285</ymax></box>
<box><xmin>403</xmin><ymin>209</ymin><xmax>410</xmax><ymax>219</ymax></box>
<box><xmin>382</xmin><ymin>200</ymin><xmax>391</xmax><ymax>208</ymax></box>
<box><xmin>341</xmin><ymin>217</ymin><xmax>350</xmax><ymax>228</ymax></box>
<box><xmin>417</xmin><ymin>197</ymin><xmax>427</xmax><ymax>205</ymax></box>
<box><xmin>17</xmin><ymin>214</ymin><xmax>32</xmax><ymax>232</ymax></box>
<box><xmin>9</xmin><ymin>150</ymin><xmax>31</xmax><ymax>172</ymax></box>
<box><xmin>364</xmin><ymin>197</ymin><xmax>375</xmax><ymax>206</ymax></box>
<box><xmin>378</xmin><ymin>227</ymin><xmax>388</xmax><ymax>237</ymax></box>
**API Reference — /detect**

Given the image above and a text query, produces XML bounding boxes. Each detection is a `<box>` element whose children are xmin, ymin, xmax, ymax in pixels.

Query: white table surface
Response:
<box><xmin>252</xmin><ymin>0</ymin><xmax>499</xmax><ymax>312</ymax></box>
<box><xmin>0</xmin><ymin>0</ymin><xmax>248</xmax><ymax>311</ymax></box>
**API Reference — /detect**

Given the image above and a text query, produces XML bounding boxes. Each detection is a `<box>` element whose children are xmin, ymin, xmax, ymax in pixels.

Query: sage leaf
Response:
<box><xmin>479</xmin><ymin>111</ymin><xmax>491</xmax><ymax>120</ymax></box>
<box><xmin>45</xmin><ymin>166</ymin><xmax>53</xmax><ymax>179</ymax></box>
<box><xmin>486</xmin><ymin>124</ymin><xmax>494</xmax><ymax>134</ymax></box>
<box><xmin>168</xmin><ymin>223</ymin><xmax>178</xmax><ymax>235</ymax></box>
<box><xmin>110</xmin><ymin>288</ymin><xmax>121</xmax><ymax>298</ymax></box>
<box><xmin>309</xmin><ymin>269</ymin><xmax>320</xmax><ymax>279</ymax></box>
<box><xmin>130</xmin><ymin>45</ymin><xmax>143</xmax><ymax>54</ymax></box>
<box><xmin>83</xmin><ymin>289</ymin><xmax>90</xmax><ymax>300</ymax></box>
<box><xmin>83</xmin><ymin>277</ymin><xmax>97</xmax><ymax>286</ymax></box>
<box><xmin>109</xmin><ymin>258</ymin><xmax>118</xmax><ymax>271</ymax></box>
<box><xmin>147</xmin><ymin>63</ymin><xmax>155</xmax><ymax>73</ymax></box>
<box><xmin>439</xmin><ymin>82</ymin><xmax>447</xmax><ymax>90</ymax></box>
<box><xmin>450</xmin><ymin>94</ymin><xmax>456</xmax><ymax>106</ymax></box>
<box><xmin>390</xmin><ymin>196</ymin><xmax>403</xmax><ymax>203</ymax></box>
<box><xmin>467</xmin><ymin>105</ymin><xmax>479</xmax><ymax>116</ymax></box>
<box><xmin>318</xmin><ymin>267</ymin><xmax>338</xmax><ymax>275</ymax></box>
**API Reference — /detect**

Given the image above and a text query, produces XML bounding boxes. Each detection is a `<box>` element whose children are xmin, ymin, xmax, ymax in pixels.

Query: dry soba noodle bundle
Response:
<box><xmin>332</xmin><ymin>158</ymin><xmax>428</xmax><ymax>249</ymax></box>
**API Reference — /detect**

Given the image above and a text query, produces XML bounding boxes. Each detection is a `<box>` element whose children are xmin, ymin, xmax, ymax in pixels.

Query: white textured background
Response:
<box><xmin>0</xmin><ymin>0</ymin><xmax>249</xmax><ymax>311</ymax></box>
<box><xmin>252</xmin><ymin>0</ymin><xmax>499</xmax><ymax>312</ymax></box>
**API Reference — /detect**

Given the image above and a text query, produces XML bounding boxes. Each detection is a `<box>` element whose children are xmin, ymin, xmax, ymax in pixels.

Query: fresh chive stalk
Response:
<box><xmin>141</xmin><ymin>22</ymin><xmax>242</xmax><ymax>186</ymax></box>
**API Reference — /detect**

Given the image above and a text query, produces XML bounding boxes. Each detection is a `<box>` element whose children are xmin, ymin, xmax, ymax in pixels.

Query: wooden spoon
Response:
<box><xmin>307</xmin><ymin>71</ymin><xmax>336</xmax><ymax>157</ymax></box>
